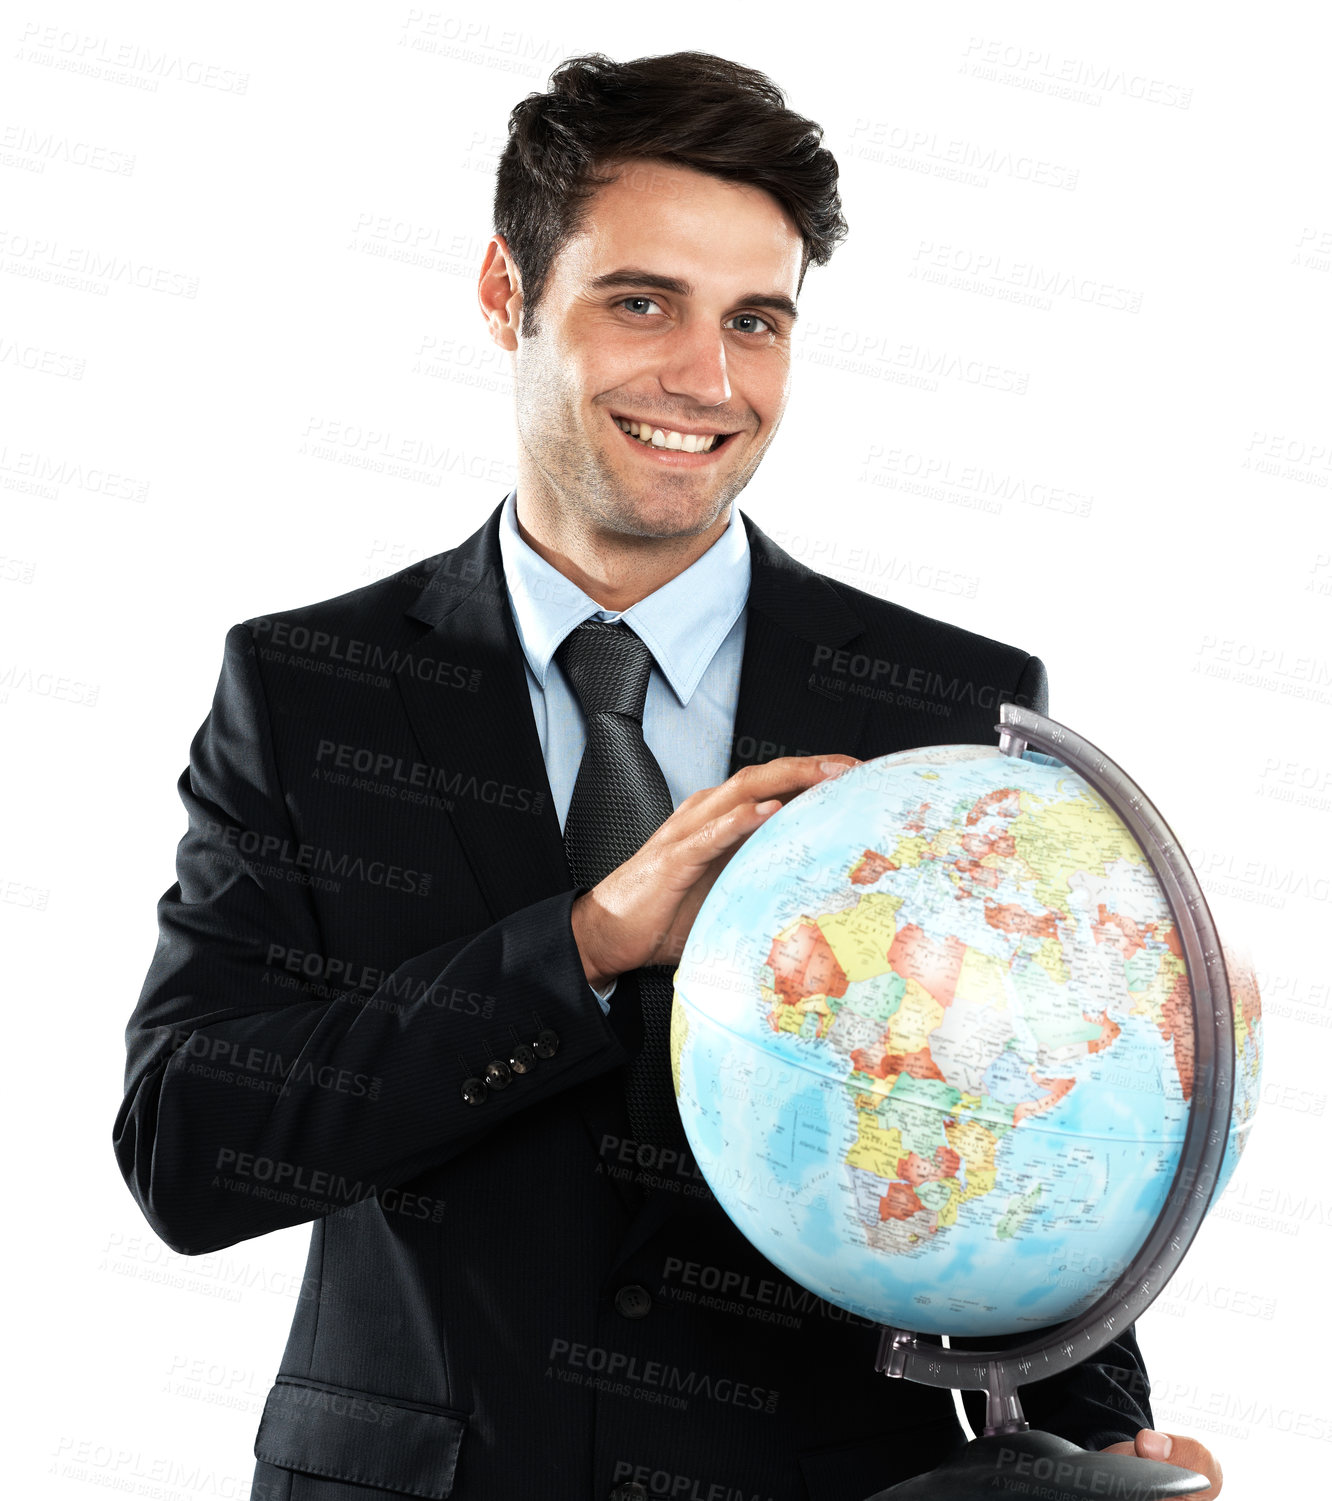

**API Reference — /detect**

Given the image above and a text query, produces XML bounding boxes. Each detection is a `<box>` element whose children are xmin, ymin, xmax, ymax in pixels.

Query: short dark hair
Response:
<box><xmin>492</xmin><ymin>50</ymin><xmax>848</xmax><ymax>337</ymax></box>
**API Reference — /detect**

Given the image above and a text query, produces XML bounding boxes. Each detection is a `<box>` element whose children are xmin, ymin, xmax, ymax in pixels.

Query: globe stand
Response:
<box><xmin>867</xmin><ymin>1330</ymin><xmax>1209</xmax><ymax>1498</ymax></box>
<box><xmin>864</xmin><ymin>1429</ymin><xmax>1209</xmax><ymax>1498</ymax></box>
<box><xmin>857</xmin><ymin>704</ymin><xmax>1235</xmax><ymax>1501</ymax></box>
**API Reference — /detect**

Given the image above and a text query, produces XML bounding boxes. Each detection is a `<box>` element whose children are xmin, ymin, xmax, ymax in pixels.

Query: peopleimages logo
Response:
<box><xmin>660</xmin><ymin>1256</ymin><xmax>876</xmax><ymax>1331</ymax></box>
<box><xmin>170</xmin><ymin>1026</ymin><xmax>382</xmax><ymax>1101</ymax></box>
<box><xmin>810</xmin><ymin>645</ymin><xmax>1038</xmax><ymax>708</ymax></box>
<box><xmin>261</xmin><ymin>943</ymin><xmax>497</xmax><ymax>1019</ymax></box>
<box><xmin>212</xmin><ymin>1149</ymin><xmax>446</xmax><ymax>1224</ymax></box>
<box><xmin>610</xmin><ymin>1459</ymin><xmax>779</xmax><ymax>1501</ymax></box>
<box><xmin>546</xmin><ymin>1339</ymin><xmax>778</xmax><ymax>1414</ymax></box>
<box><xmin>994</xmin><ymin>1446</ymin><xmax>1151</xmax><ymax>1494</ymax></box>
<box><xmin>250</xmin><ymin>616</ymin><xmax>481</xmax><ymax>692</ymax></box>
<box><xmin>203</xmin><ymin>820</ymin><xmax>432</xmax><ymax>895</ymax></box>
<box><xmin>315</xmin><ymin>739</ymin><xmax>546</xmax><ymax>815</ymax></box>
<box><xmin>267</xmin><ymin>1380</ymin><xmax>400</xmax><ymax>1426</ymax></box>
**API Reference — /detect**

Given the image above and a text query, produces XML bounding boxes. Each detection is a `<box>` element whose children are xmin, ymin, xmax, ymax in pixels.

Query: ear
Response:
<box><xmin>478</xmin><ymin>234</ymin><xmax>523</xmax><ymax>352</ymax></box>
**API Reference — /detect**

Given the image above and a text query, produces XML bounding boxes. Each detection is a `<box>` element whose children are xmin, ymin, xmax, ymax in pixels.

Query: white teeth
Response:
<box><xmin>614</xmin><ymin>416</ymin><xmax>719</xmax><ymax>452</ymax></box>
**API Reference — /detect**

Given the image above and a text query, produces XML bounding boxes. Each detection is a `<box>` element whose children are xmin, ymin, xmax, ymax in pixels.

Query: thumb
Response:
<box><xmin>1135</xmin><ymin>1429</ymin><xmax>1174</xmax><ymax>1462</ymax></box>
<box><xmin>1128</xmin><ymin>1430</ymin><xmax>1222</xmax><ymax>1497</ymax></box>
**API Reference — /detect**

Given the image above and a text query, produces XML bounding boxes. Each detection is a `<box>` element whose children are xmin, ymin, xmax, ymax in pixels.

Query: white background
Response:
<box><xmin>3</xmin><ymin>3</ymin><xmax>1329</xmax><ymax>1496</ymax></box>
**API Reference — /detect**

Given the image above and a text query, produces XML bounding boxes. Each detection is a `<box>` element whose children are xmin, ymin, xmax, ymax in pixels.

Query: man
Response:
<box><xmin>114</xmin><ymin>50</ymin><xmax>1220</xmax><ymax>1500</ymax></box>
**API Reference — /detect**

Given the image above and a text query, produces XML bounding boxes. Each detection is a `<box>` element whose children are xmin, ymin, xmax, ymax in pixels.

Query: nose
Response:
<box><xmin>656</xmin><ymin>319</ymin><xmax>731</xmax><ymax>411</ymax></box>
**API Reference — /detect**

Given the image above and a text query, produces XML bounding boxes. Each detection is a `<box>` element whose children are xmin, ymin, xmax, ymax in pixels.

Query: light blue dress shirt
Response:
<box><xmin>496</xmin><ymin>487</ymin><xmax>751</xmax><ymax>1012</ymax></box>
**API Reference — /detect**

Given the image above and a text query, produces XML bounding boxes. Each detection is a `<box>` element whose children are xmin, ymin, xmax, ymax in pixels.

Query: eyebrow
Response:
<box><xmin>587</xmin><ymin>267</ymin><xmax>799</xmax><ymax>324</ymax></box>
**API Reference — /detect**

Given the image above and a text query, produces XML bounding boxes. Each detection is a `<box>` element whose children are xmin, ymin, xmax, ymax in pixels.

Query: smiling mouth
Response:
<box><xmin>610</xmin><ymin>412</ymin><xmax>738</xmax><ymax>454</ymax></box>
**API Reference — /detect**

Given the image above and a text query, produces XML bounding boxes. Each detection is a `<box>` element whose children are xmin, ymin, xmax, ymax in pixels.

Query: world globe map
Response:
<box><xmin>670</xmin><ymin>743</ymin><xmax>1263</xmax><ymax>1339</ymax></box>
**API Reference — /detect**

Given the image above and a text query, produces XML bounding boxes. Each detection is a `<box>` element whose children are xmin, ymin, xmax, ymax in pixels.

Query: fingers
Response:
<box><xmin>680</xmin><ymin>754</ymin><xmax>862</xmax><ymax>830</ymax></box>
<box><xmin>682</xmin><ymin>792</ymin><xmax>783</xmax><ymax>863</ymax></box>
<box><xmin>675</xmin><ymin>754</ymin><xmax>863</xmax><ymax>868</ymax></box>
<box><xmin>730</xmin><ymin>753</ymin><xmax>862</xmax><ymax>802</ymax></box>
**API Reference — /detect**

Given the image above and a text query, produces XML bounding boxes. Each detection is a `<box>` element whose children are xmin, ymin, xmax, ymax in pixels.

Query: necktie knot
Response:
<box><xmin>555</xmin><ymin>618</ymin><xmax>655</xmax><ymax>724</ymax></box>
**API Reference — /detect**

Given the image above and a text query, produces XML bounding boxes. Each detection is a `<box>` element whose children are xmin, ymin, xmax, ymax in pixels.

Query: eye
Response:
<box><xmin>619</xmin><ymin>296</ymin><xmax>664</xmax><ymax>317</ymax></box>
<box><xmin>726</xmin><ymin>312</ymin><xmax>775</xmax><ymax>337</ymax></box>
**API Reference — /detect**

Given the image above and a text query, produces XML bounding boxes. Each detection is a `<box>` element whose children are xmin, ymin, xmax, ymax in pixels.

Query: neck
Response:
<box><xmin>514</xmin><ymin>491</ymin><xmax>731</xmax><ymax>614</ymax></box>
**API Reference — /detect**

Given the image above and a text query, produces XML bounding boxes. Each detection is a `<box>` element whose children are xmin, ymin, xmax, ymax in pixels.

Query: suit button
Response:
<box><xmin>461</xmin><ymin>1077</ymin><xmax>487</xmax><ymax>1106</ymax></box>
<box><xmin>614</xmin><ymin>1284</ymin><xmax>652</xmax><ymax>1320</ymax></box>
<box><xmin>609</xmin><ymin>1486</ymin><xmax>648</xmax><ymax>1501</ymax></box>
<box><xmin>509</xmin><ymin>1041</ymin><xmax>536</xmax><ymax>1075</ymax></box>
<box><xmin>533</xmin><ymin>1027</ymin><xmax>560</xmax><ymax>1059</ymax></box>
<box><xmin>484</xmin><ymin>1059</ymin><xmax>513</xmax><ymax>1090</ymax></box>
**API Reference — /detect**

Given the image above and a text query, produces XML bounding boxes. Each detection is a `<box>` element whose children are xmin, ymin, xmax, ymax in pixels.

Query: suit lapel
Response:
<box><xmin>727</xmin><ymin>511</ymin><xmax>870</xmax><ymax>778</ymax></box>
<box><xmin>394</xmin><ymin>502</ymin><xmax>569</xmax><ymax>923</ymax></box>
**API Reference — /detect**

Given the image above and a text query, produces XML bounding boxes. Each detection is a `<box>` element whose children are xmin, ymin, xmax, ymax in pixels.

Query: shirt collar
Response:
<box><xmin>496</xmin><ymin>486</ymin><xmax>751</xmax><ymax>707</ymax></box>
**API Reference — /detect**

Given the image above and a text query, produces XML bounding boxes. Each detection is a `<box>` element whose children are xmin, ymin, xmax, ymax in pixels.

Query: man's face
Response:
<box><xmin>505</xmin><ymin>158</ymin><xmax>804</xmax><ymax>541</ymax></box>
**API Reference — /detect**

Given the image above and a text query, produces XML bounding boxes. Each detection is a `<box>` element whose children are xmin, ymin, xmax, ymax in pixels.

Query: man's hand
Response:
<box><xmin>570</xmin><ymin>754</ymin><xmax>860</xmax><ymax>988</ymax></box>
<box><xmin>1100</xmin><ymin>1429</ymin><xmax>1222</xmax><ymax>1497</ymax></box>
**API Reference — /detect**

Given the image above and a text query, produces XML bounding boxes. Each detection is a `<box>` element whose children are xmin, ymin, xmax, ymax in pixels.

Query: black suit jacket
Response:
<box><xmin>114</xmin><ymin>496</ymin><xmax>1153</xmax><ymax>1500</ymax></box>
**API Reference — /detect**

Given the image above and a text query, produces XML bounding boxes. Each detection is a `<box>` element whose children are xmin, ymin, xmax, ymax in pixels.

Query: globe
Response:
<box><xmin>670</xmin><ymin>739</ymin><xmax>1263</xmax><ymax>1343</ymax></box>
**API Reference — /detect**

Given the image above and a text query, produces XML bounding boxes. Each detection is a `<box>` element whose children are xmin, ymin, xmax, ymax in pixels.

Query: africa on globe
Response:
<box><xmin>670</xmin><ymin>743</ymin><xmax>1262</xmax><ymax>1339</ymax></box>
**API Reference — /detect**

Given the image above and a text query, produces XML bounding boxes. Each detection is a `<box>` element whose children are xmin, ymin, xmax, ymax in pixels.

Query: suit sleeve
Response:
<box><xmin>962</xmin><ymin>650</ymin><xmax>1153</xmax><ymax>1450</ymax></box>
<box><xmin>112</xmin><ymin>623</ymin><xmax>635</xmax><ymax>1257</ymax></box>
<box><xmin>1015</xmin><ymin>653</ymin><xmax>1050</xmax><ymax>717</ymax></box>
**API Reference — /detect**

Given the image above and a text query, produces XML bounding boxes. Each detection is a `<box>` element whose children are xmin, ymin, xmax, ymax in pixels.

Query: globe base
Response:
<box><xmin>866</xmin><ymin>1430</ymin><xmax>1211</xmax><ymax>1499</ymax></box>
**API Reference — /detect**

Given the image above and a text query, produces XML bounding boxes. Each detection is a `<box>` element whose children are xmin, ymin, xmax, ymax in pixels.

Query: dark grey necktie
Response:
<box><xmin>555</xmin><ymin>617</ymin><xmax>686</xmax><ymax>1151</ymax></box>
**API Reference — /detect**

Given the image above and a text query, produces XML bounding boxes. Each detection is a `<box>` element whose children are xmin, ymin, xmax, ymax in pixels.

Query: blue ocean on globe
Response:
<box><xmin>670</xmin><ymin>744</ymin><xmax>1262</xmax><ymax>1338</ymax></box>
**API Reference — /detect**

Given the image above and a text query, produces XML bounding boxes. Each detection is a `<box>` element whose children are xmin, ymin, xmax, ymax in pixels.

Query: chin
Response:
<box><xmin>607</xmin><ymin>489</ymin><xmax>721</xmax><ymax>539</ymax></box>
